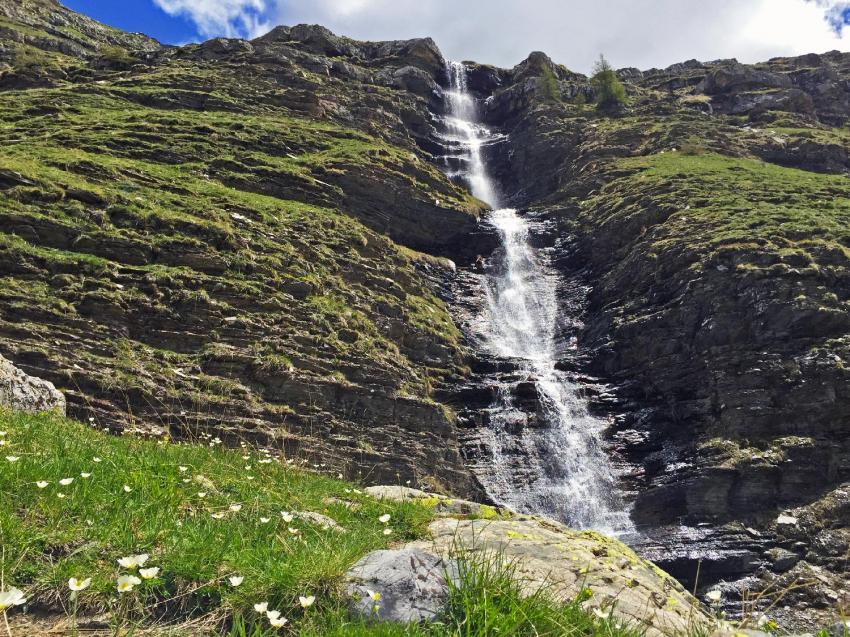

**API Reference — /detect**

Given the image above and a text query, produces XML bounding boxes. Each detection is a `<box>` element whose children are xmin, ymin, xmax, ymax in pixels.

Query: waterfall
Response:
<box><xmin>441</xmin><ymin>61</ymin><xmax>501</xmax><ymax>208</ymax></box>
<box><xmin>443</xmin><ymin>62</ymin><xmax>632</xmax><ymax>534</ymax></box>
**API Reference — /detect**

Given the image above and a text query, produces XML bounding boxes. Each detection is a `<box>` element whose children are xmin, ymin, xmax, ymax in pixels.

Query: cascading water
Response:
<box><xmin>441</xmin><ymin>62</ymin><xmax>501</xmax><ymax>207</ymax></box>
<box><xmin>442</xmin><ymin>61</ymin><xmax>632</xmax><ymax>534</ymax></box>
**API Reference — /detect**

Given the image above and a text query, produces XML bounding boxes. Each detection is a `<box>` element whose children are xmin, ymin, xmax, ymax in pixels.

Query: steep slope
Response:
<box><xmin>0</xmin><ymin>0</ymin><xmax>160</xmax><ymax>87</ymax></box>
<box><xmin>3</xmin><ymin>1</ymin><xmax>850</xmax><ymax>629</ymax></box>
<box><xmin>450</xmin><ymin>51</ymin><xmax>850</xmax><ymax>627</ymax></box>
<box><xmin>0</xmin><ymin>3</ymin><xmax>490</xmax><ymax>496</ymax></box>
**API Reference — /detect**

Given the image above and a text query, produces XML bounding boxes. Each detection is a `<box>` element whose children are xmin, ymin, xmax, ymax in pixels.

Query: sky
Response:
<box><xmin>64</xmin><ymin>0</ymin><xmax>850</xmax><ymax>73</ymax></box>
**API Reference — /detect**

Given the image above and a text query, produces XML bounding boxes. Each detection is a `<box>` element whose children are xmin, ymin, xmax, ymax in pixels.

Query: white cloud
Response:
<box><xmin>807</xmin><ymin>0</ymin><xmax>850</xmax><ymax>34</ymax></box>
<box><xmin>164</xmin><ymin>0</ymin><xmax>849</xmax><ymax>72</ymax></box>
<box><xmin>153</xmin><ymin>0</ymin><xmax>270</xmax><ymax>39</ymax></box>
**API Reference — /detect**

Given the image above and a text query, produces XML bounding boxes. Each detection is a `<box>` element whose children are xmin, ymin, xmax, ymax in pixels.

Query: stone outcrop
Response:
<box><xmin>350</xmin><ymin>487</ymin><xmax>712</xmax><ymax>635</ymax></box>
<box><xmin>0</xmin><ymin>353</ymin><xmax>65</xmax><ymax>414</ymax></box>
<box><xmin>346</xmin><ymin>548</ymin><xmax>459</xmax><ymax>623</ymax></box>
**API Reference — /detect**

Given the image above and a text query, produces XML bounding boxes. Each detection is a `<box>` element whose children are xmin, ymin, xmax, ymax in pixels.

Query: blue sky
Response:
<box><xmin>63</xmin><ymin>0</ymin><xmax>850</xmax><ymax>72</ymax></box>
<box><xmin>63</xmin><ymin>1</ymin><xmax>198</xmax><ymax>44</ymax></box>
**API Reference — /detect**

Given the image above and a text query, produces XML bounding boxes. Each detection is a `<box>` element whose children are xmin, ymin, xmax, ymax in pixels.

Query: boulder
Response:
<box><xmin>0</xmin><ymin>354</ymin><xmax>65</xmax><ymax>415</ymax></box>
<box><xmin>766</xmin><ymin>547</ymin><xmax>800</xmax><ymax>572</ymax></box>
<box><xmin>193</xmin><ymin>38</ymin><xmax>254</xmax><ymax>61</ymax></box>
<box><xmin>407</xmin><ymin>517</ymin><xmax>712</xmax><ymax>637</ymax></box>
<box><xmin>293</xmin><ymin>510</ymin><xmax>343</xmax><ymax>530</ymax></box>
<box><xmin>359</xmin><ymin>486</ymin><xmax>710</xmax><ymax>633</ymax></box>
<box><xmin>345</xmin><ymin>548</ymin><xmax>459</xmax><ymax>623</ymax></box>
<box><xmin>390</xmin><ymin>65</ymin><xmax>439</xmax><ymax>99</ymax></box>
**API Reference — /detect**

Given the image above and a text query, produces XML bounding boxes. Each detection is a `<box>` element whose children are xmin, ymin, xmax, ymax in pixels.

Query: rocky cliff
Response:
<box><xmin>448</xmin><ymin>50</ymin><xmax>850</xmax><ymax>628</ymax></box>
<box><xmin>1</xmin><ymin>0</ymin><xmax>849</xmax><ymax>630</ymax></box>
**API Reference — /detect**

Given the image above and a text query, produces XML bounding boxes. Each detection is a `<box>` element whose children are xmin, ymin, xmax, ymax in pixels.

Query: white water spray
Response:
<box><xmin>444</xmin><ymin>61</ymin><xmax>631</xmax><ymax>533</ymax></box>
<box><xmin>442</xmin><ymin>62</ymin><xmax>501</xmax><ymax>207</ymax></box>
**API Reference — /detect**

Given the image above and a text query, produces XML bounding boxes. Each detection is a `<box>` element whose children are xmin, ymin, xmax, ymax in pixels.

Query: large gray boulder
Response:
<box><xmin>0</xmin><ymin>354</ymin><xmax>65</xmax><ymax>414</ymax></box>
<box><xmin>357</xmin><ymin>486</ymin><xmax>712</xmax><ymax>635</ymax></box>
<box><xmin>345</xmin><ymin>548</ymin><xmax>459</xmax><ymax>623</ymax></box>
<box><xmin>407</xmin><ymin>517</ymin><xmax>712</xmax><ymax>637</ymax></box>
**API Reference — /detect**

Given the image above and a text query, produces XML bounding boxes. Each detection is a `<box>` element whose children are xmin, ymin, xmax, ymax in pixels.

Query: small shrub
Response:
<box><xmin>539</xmin><ymin>65</ymin><xmax>561</xmax><ymax>103</ymax></box>
<box><xmin>591</xmin><ymin>54</ymin><xmax>627</xmax><ymax>112</ymax></box>
<box><xmin>680</xmin><ymin>142</ymin><xmax>707</xmax><ymax>156</ymax></box>
<box><xmin>99</xmin><ymin>45</ymin><xmax>134</xmax><ymax>69</ymax></box>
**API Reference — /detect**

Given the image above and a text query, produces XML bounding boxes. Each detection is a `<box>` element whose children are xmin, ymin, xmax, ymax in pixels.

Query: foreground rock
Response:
<box><xmin>0</xmin><ymin>354</ymin><xmax>65</xmax><ymax>414</ymax></box>
<box><xmin>345</xmin><ymin>548</ymin><xmax>459</xmax><ymax>623</ymax></box>
<box><xmin>348</xmin><ymin>487</ymin><xmax>711</xmax><ymax>635</ymax></box>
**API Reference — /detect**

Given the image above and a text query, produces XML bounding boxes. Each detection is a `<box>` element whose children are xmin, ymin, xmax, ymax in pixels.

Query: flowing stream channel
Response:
<box><xmin>441</xmin><ymin>61</ymin><xmax>632</xmax><ymax>534</ymax></box>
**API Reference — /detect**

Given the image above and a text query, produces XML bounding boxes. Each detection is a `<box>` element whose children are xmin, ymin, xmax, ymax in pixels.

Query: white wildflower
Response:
<box><xmin>0</xmin><ymin>587</ymin><xmax>27</xmax><ymax>610</ymax></box>
<box><xmin>299</xmin><ymin>595</ymin><xmax>315</xmax><ymax>608</ymax></box>
<box><xmin>117</xmin><ymin>554</ymin><xmax>149</xmax><ymax>569</ymax></box>
<box><xmin>68</xmin><ymin>578</ymin><xmax>91</xmax><ymax>591</ymax></box>
<box><xmin>116</xmin><ymin>575</ymin><xmax>141</xmax><ymax>593</ymax></box>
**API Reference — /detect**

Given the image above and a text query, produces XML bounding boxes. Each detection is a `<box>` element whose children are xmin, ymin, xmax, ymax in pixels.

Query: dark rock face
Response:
<box><xmin>702</xmin><ymin>63</ymin><xmax>793</xmax><ymax>94</ymax></box>
<box><xmin>447</xmin><ymin>49</ymin><xmax>850</xmax><ymax>629</ymax></box>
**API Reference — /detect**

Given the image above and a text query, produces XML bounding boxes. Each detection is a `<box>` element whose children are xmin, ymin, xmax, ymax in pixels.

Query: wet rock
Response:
<box><xmin>0</xmin><ymin>354</ymin><xmax>65</xmax><ymax>414</ymax></box>
<box><xmin>344</xmin><ymin>548</ymin><xmax>459</xmax><ymax>623</ymax></box>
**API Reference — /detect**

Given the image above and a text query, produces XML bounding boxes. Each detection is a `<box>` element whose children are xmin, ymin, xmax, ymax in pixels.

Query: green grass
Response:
<box><xmin>585</xmin><ymin>151</ymin><xmax>850</xmax><ymax>270</ymax></box>
<box><xmin>0</xmin><ymin>83</ymin><xmax>467</xmax><ymax>409</ymax></box>
<box><xmin>436</xmin><ymin>552</ymin><xmax>642</xmax><ymax>637</ymax></box>
<box><xmin>0</xmin><ymin>408</ymin><xmax>433</xmax><ymax>632</ymax></box>
<box><xmin>0</xmin><ymin>408</ymin><xmax>645</xmax><ymax>636</ymax></box>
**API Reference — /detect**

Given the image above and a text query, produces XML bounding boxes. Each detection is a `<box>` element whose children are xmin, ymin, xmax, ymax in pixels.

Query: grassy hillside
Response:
<box><xmin>0</xmin><ymin>408</ymin><xmax>638</xmax><ymax>636</ymax></box>
<box><xmin>0</xmin><ymin>4</ymin><xmax>486</xmax><ymax>495</ymax></box>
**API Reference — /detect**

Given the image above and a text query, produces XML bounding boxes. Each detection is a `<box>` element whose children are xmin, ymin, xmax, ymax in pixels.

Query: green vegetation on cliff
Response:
<box><xmin>591</xmin><ymin>55</ymin><xmax>627</xmax><ymax>111</ymax></box>
<box><xmin>0</xmin><ymin>5</ymin><xmax>485</xmax><ymax>493</ymax></box>
<box><xmin>587</xmin><ymin>151</ymin><xmax>850</xmax><ymax>270</ymax></box>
